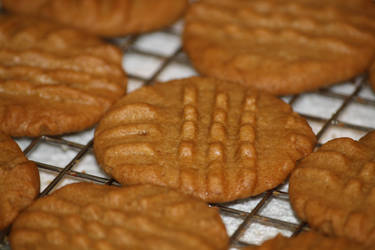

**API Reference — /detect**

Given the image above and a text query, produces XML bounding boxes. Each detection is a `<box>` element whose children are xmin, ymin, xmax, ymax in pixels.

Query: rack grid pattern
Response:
<box><xmin>1</xmin><ymin>17</ymin><xmax>375</xmax><ymax>250</ymax></box>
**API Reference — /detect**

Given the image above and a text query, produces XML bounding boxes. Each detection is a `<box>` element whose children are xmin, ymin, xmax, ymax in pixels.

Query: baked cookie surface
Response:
<box><xmin>0</xmin><ymin>132</ymin><xmax>39</xmax><ymax>230</ymax></box>
<box><xmin>289</xmin><ymin>131</ymin><xmax>375</xmax><ymax>246</ymax></box>
<box><xmin>10</xmin><ymin>182</ymin><xmax>228</xmax><ymax>250</ymax></box>
<box><xmin>2</xmin><ymin>0</ymin><xmax>189</xmax><ymax>37</ymax></box>
<box><xmin>183</xmin><ymin>0</ymin><xmax>375</xmax><ymax>95</ymax></box>
<box><xmin>0</xmin><ymin>15</ymin><xmax>127</xmax><ymax>137</ymax></box>
<box><xmin>94</xmin><ymin>77</ymin><xmax>316</xmax><ymax>202</ymax></box>
<box><xmin>370</xmin><ymin>62</ymin><xmax>375</xmax><ymax>92</ymax></box>
<box><xmin>242</xmin><ymin>231</ymin><xmax>369</xmax><ymax>250</ymax></box>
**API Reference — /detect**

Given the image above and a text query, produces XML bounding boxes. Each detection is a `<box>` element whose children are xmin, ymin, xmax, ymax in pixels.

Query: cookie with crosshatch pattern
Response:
<box><xmin>0</xmin><ymin>15</ymin><xmax>127</xmax><ymax>137</ymax></box>
<box><xmin>10</xmin><ymin>182</ymin><xmax>228</xmax><ymax>250</ymax></box>
<box><xmin>0</xmin><ymin>132</ymin><xmax>39</xmax><ymax>230</ymax></box>
<box><xmin>183</xmin><ymin>0</ymin><xmax>375</xmax><ymax>95</ymax></box>
<box><xmin>94</xmin><ymin>77</ymin><xmax>316</xmax><ymax>202</ymax></box>
<box><xmin>2</xmin><ymin>0</ymin><xmax>189</xmax><ymax>37</ymax></box>
<box><xmin>289</xmin><ymin>131</ymin><xmax>375</xmax><ymax>246</ymax></box>
<box><xmin>242</xmin><ymin>231</ymin><xmax>370</xmax><ymax>250</ymax></box>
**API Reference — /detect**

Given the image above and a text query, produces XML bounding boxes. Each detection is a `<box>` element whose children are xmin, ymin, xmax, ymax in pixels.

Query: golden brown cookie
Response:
<box><xmin>94</xmin><ymin>77</ymin><xmax>316</xmax><ymax>203</ymax></box>
<box><xmin>2</xmin><ymin>0</ymin><xmax>189</xmax><ymax>37</ymax></box>
<box><xmin>0</xmin><ymin>15</ymin><xmax>127</xmax><ymax>137</ymax></box>
<box><xmin>10</xmin><ymin>182</ymin><xmax>228</xmax><ymax>250</ymax></box>
<box><xmin>183</xmin><ymin>0</ymin><xmax>375</xmax><ymax>95</ymax></box>
<box><xmin>289</xmin><ymin>131</ymin><xmax>375</xmax><ymax>246</ymax></box>
<box><xmin>242</xmin><ymin>231</ymin><xmax>369</xmax><ymax>250</ymax></box>
<box><xmin>0</xmin><ymin>132</ymin><xmax>40</xmax><ymax>230</ymax></box>
<box><xmin>370</xmin><ymin>62</ymin><xmax>375</xmax><ymax>91</ymax></box>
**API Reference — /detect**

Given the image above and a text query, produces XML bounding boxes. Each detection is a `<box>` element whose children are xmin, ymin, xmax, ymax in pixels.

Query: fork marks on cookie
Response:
<box><xmin>179</xmin><ymin>86</ymin><xmax>199</xmax><ymax>162</ymax></box>
<box><xmin>95</xmin><ymin>77</ymin><xmax>316</xmax><ymax>202</ymax></box>
<box><xmin>207</xmin><ymin>92</ymin><xmax>228</xmax><ymax>168</ymax></box>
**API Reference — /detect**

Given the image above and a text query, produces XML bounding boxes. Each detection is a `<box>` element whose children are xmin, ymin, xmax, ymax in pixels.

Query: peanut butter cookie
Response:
<box><xmin>243</xmin><ymin>231</ymin><xmax>369</xmax><ymax>250</ymax></box>
<box><xmin>0</xmin><ymin>15</ymin><xmax>127</xmax><ymax>137</ymax></box>
<box><xmin>10</xmin><ymin>183</ymin><xmax>228</xmax><ymax>250</ymax></box>
<box><xmin>183</xmin><ymin>0</ymin><xmax>375</xmax><ymax>95</ymax></box>
<box><xmin>290</xmin><ymin>131</ymin><xmax>375</xmax><ymax>246</ymax></box>
<box><xmin>3</xmin><ymin>0</ymin><xmax>189</xmax><ymax>37</ymax></box>
<box><xmin>94</xmin><ymin>77</ymin><xmax>316</xmax><ymax>202</ymax></box>
<box><xmin>370</xmin><ymin>62</ymin><xmax>375</xmax><ymax>91</ymax></box>
<box><xmin>0</xmin><ymin>132</ymin><xmax>39</xmax><ymax>230</ymax></box>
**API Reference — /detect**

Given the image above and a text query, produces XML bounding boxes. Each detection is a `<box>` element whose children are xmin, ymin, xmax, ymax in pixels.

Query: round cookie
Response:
<box><xmin>10</xmin><ymin>182</ymin><xmax>228</xmax><ymax>250</ymax></box>
<box><xmin>242</xmin><ymin>231</ymin><xmax>369</xmax><ymax>250</ymax></box>
<box><xmin>2</xmin><ymin>0</ymin><xmax>189</xmax><ymax>37</ymax></box>
<box><xmin>289</xmin><ymin>131</ymin><xmax>375</xmax><ymax>246</ymax></box>
<box><xmin>0</xmin><ymin>15</ymin><xmax>127</xmax><ymax>137</ymax></box>
<box><xmin>0</xmin><ymin>132</ymin><xmax>40</xmax><ymax>230</ymax></box>
<box><xmin>94</xmin><ymin>77</ymin><xmax>316</xmax><ymax>203</ymax></box>
<box><xmin>183</xmin><ymin>0</ymin><xmax>375</xmax><ymax>95</ymax></box>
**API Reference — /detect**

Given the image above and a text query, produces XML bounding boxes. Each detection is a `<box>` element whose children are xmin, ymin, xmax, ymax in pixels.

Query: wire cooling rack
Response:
<box><xmin>1</xmin><ymin>18</ymin><xmax>375</xmax><ymax>250</ymax></box>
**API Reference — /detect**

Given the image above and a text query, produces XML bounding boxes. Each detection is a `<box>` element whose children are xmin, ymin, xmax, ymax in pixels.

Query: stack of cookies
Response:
<box><xmin>1</xmin><ymin>0</ymin><xmax>375</xmax><ymax>249</ymax></box>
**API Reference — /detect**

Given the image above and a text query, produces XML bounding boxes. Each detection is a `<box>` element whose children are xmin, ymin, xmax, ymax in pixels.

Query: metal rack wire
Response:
<box><xmin>1</xmin><ymin>18</ymin><xmax>375</xmax><ymax>250</ymax></box>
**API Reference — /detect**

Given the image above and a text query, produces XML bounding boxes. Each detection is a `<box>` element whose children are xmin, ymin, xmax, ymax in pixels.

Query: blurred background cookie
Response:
<box><xmin>289</xmin><ymin>131</ymin><xmax>375</xmax><ymax>246</ymax></box>
<box><xmin>183</xmin><ymin>0</ymin><xmax>375</xmax><ymax>95</ymax></box>
<box><xmin>370</xmin><ymin>61</ymin><xmax>375</xmax><ymax>92</ymax></box>
<box><xmin>0</xmin><ymin>15</ymin><xmax>127</xmax><ymax>137</ymax></box>
<box><xmin>2</xmin><ymin>0</ymin><xmax>189</xmax><ymax>37</ymax></box>
<box><xmin>242</xmin><ymin>231</ymin><xmax>370</xmax><ymax>250</ymax></box>
<box><xmin>10</xmin><ymin>182</ymin><xmax>228</xmax><ymax>250</ymax></box>
<box><xmin>94</xmin><ymin>77</ymin><xmax>316</xmax><ymax>203</ymax></box>
<box><xmin>0</xmin><ymin>132</ymin><xmax>39</xmax><ymax>230</ymax></box>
